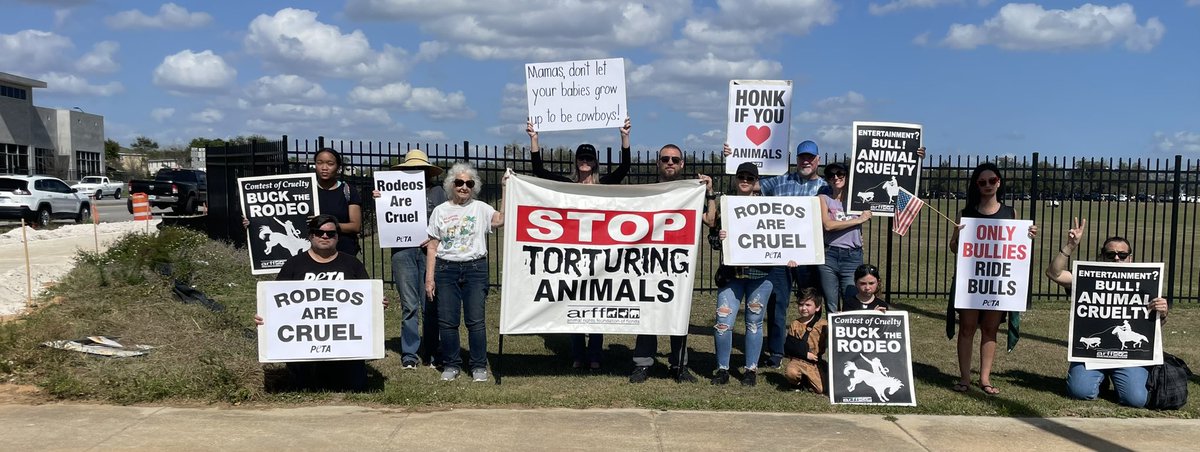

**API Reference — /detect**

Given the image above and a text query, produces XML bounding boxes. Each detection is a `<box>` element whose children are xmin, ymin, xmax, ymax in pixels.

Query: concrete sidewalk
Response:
<box><xmin>0</xmin><ymin>403</ymin><xmax>1192</xmax><ymax>451</ymax></box>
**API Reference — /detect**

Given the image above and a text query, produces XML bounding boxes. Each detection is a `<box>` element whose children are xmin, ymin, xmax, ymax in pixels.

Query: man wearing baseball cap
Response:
<box><xmin>376</xmin><ymin>150</ymin><xmax>447</xmax><ymax>370</ymax></box>
<box><xmin>724</xmin><ymin>140</ymin><xmax>827</xmax><ymax>369</ymax></box>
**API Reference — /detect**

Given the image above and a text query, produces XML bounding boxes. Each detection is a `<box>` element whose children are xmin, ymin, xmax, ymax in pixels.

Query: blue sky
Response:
<box><xmin>3</xmin><ymin>0</ymin><xmax>1198</xmax><ymax>159</ymax></box>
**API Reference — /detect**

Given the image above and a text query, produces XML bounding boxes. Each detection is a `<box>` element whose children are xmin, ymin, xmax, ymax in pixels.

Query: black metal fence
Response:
<box><xmin>206</xmin><ymin>136</ymin><xmax>1200</xmax><ymax>302</ymax></box>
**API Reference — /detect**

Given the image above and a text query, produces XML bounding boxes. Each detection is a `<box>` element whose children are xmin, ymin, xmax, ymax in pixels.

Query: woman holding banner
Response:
<box><xmin>425</xmin><ymin>163</ymin><xmax>505</xmax><ymax>383</ymax></box>
<box><xmin>525</xmin><ymin>118</ymin><xmax>631</xmax><ymax>371</ymax></box>
<box><xmin>815</xmin><ymin>162</ymin><xmax>872</xmax><ymax>314</ymax></box>
<box><xmin>703</xmin><ymin>162</ymin><xmax>772</xmax><ymax>386</ymax></box>
<box><xmin>947</xmin><ymin>162</ymin><xmax>1037</xmax><ymax>395</ymax></box>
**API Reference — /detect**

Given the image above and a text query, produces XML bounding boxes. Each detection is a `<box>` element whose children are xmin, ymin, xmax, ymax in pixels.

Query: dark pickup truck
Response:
<box><xmin>127</xmin><ymin>168</ymin><xmax>208</xmax><ymax>215</ymax></box>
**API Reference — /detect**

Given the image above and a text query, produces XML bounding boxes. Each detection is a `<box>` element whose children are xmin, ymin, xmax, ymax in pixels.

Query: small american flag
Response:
<box><xmin>893</xmin><ymin>188</ymin><xmax>924</xmax><ymax>236</ymax></box>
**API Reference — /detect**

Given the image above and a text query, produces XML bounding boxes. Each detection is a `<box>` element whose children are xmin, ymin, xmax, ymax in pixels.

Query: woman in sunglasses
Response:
<box><xmin>701</xmin><ymin>162</ymin><xmax>772</xmax><ymax>386</ymax></box>
<box><xmin>815</xmin><ymin>162</ymin><xmax>872</xmax><ymax>314</ymax></box>
<box><xmin>948</xmin><ymin>162</ymin><xmax>1038</xmax><ymax>395</ymax></box>
<box><xmin>425</xmin><ymin>163</ymin><xmax>505</xmax><ymax>383</ymax></box>
<box><xmin>525</xmin><ymin>118</ymin><xmax>631</xmax><ymax>371</ymax></box>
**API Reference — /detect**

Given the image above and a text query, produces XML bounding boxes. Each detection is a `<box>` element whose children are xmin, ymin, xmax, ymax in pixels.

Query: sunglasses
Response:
<box><xmin>976</xmin><ymin>177</ymin><xmax>1000</xmax><ymax>187</ymax></box>
<box><xmin>453</xmin><ymin>179</ymin><xmax>476</xmax><ymax>188</ymax></box>
<box><xmin>826</xmin><ymin>171</ymin><xmax>847</xmax><ymax>179</ymax></box>
<box><xmin>312</xmin><ymin>229</ymin><xmax>338</xmax><ymax>239</ymax></box>
<box><xmin>1102</xmin><ymin>251</ymin><xmax>1131</xmax><ymax>260</ymax></box>
<box><xmin>659</xmin><ymin>156</ymin><xmax>682</xmax><ymax>164</ymax></box>
<box><xmin>737</xmin><ymin>175</ymin><xmax>758</xmax><ymax>182</ymax></box>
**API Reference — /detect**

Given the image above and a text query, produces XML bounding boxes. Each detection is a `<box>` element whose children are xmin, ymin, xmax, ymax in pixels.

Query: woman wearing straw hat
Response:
<box><xmin>525</xmin><ymin>117</ymin><xmax>632</xmax><ymax>371</ymax></box>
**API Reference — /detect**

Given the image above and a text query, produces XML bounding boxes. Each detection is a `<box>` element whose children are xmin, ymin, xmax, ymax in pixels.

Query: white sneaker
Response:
<box><xmin>472</xmin><ymin>368</ymin><xmax>488</xmax><ymax>382</ymax></box>
<box><xmin>440</xmin><ymin>368</ymin><xmax>460</xmax><ymax>381</ymax></box>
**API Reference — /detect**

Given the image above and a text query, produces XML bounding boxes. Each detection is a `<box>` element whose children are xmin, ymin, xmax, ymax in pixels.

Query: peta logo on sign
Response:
<box><xmin>516</xmin><ymin>206</ymin><xmax>696</xmax><ymax>245</ymax></box>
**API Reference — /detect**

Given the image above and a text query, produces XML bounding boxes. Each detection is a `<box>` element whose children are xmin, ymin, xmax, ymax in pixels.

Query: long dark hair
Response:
<box><xmin>966</xmin><ymin>162</ymin><xmax>1005</xmax><ymax>208</ymax></box>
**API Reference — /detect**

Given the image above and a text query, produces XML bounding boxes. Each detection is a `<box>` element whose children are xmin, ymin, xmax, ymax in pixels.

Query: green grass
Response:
<box><xmin>0</xmin><ymin>227</ymin><xmax>1196</xmax><ymax>418</ymax></box>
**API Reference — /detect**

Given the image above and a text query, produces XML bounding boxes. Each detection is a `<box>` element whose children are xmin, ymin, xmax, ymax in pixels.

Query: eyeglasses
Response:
<box><xmin>976</xmin><ymin>177</ymin><xmax>1000</xmax><ymax>187</ymax></box>
<box><xmin>453</xmin><ymin>179</ymin><xmax>476</xmax><ymax>188</ymax></box>
<box><xmin>312</xmin><ymin>229</ymin><xmax>338</xmax><ymax>239</ymax></box>
<box><xmin>1102</xmin><ymin>251</ymin><xmax>1131</xmax><ymax>260</ymax></box>
<box><xmin>659</xmin><ymin>156</ymin><xmax>682</xmax><ymax>164</ymax></box>
<box><xmin>737</xmin><ymin>175</ymin><xmax>757</xmax><ymax>182</ymax></box>
<box><xmin>826</xmin><ymin>172</ymin><xmax>847</xmax><ymax>179</ymax></box>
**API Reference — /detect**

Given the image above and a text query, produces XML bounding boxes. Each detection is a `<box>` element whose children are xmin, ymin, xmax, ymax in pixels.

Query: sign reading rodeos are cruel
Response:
<box><xmin>500</xmin><ymin>173</ymin><xmax>703</xmax><ymax>335</ymax></box>
<box><xmin>256</xmin><ymin>280</ymin><xmax>385</xmax><ymax>362</ymax></box>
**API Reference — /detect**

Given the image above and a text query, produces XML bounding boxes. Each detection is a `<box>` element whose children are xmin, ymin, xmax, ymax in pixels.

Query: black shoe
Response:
<box><xmin>670</xmin><ymin>366</ymin><xmax>698</xmax><ymax>383</ymax></box>
<box><xmin>711</xmin><ymin>369</ymin><xmax>730</xmax><ymax>385</ymax></box>
<box><xmin>741</xmin><ymin>370</ymin><xmax>758</xmax><ymax>387</ymax></box>
<box><xmin>758</xmin><ymin>358</ymin><xmax>782</xmax><ymax>370</ymax></box>
<box><xmin>629</xmin><ymin>366</ymin><xmax>650</xmax><ymax>384</ymax></box>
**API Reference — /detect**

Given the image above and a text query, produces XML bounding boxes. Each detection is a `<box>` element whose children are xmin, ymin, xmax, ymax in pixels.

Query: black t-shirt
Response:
<box><xmin>842</xmin><ymin>296</ymin><xmax>889</xmax><ymax>312</ymax></box>
<box><xmin>317</xmin><ymin>181</ymin><xmax>362</xmax><ymax>256</ymax></box>
<box><xmin>276</xmin><ymin>251</ymin><xmax>370</xmax><ymax>281</ymax></box>
<box><xmin>961</xmin><ymin>204</ymin><xmax>1016</xmax><ymax>220</ymax></box>
<box><xmin>530</xmin><ymin>147</ymin><xmax>631</xmax><ymax>184</ymax></box>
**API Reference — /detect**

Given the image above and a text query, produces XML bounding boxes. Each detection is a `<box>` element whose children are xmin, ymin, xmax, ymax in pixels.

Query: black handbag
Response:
<box><xmin>1146</xmin><ymin>352</ymin><xmax>1192</xmax><ymax>410</ymax></box>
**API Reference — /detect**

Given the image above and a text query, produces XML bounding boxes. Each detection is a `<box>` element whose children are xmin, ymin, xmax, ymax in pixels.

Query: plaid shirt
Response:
<box><xmin>759</xmin><ymin>172</ymin><xmax>827</xmax><ymax>197</ymax></box>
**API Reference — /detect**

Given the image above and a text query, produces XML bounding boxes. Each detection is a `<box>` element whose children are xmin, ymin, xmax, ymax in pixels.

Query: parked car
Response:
<box><xmin>127</xmin><ymin>168</ymin><xmax>208</xmax><ymax>215</ymax></box>
<box><xmin>0</xmin><ymin>175</ymin><xmax>92</xmax><ymax>226</ymax></box>
<box><xmin>71</xmin><ymin>176</ymin><xmax>125</xmax><ymax>199</ymax></box>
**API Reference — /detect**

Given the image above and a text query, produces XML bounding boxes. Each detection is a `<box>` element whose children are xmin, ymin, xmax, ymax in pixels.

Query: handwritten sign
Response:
<box><xmin>720</xmin><ymin>196</ymin><xmax>823</xmax><ymax>266</ymax></box>
<box><xmin>373</xmin><ymin>170</ymin><xmax>428</xmax><ymax>248</ymax></box>
<box><xmin>526</xmin><ymin>58</ymin><xmax>627</xmax><ymax>132</ymax></box>
<box><xmin>725</xmin><ymin>80</ymin><xmax>793</xmax><ymax>176</ymax></box>
<box><xmin>953</xmin><ymin>218</ymin><xmax>1033</xmax><ymax>311</ymax></box>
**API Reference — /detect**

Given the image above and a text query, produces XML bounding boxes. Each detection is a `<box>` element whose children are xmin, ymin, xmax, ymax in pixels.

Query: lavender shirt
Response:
<box><xmin>821</xmin><ymin>194</ymin><xmax>862</xmax><ymax>249</ymax></box>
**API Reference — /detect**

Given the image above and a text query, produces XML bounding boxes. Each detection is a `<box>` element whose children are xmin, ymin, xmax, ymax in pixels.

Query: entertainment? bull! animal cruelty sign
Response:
<box><xmin>828</xmin><ymin>311</ymin><xmax>915</xmax><ymax>406</ymax></box>
<box><xmin>1067</xmin><ymin>261</ymin><xmax>1163</xmax><ymax>367</ymax></box>
<box><xmin>240</xmin><ymin>174</ymin><xmax>320</xmax><ymax>275</ymax></box>
<box><xmin>846</xmin><ymin>122</ymin><xmax>923</xmax><ymax>216</ymax></box>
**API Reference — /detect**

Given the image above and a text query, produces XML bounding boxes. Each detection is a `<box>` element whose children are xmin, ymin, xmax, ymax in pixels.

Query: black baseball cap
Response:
<box><xmin>735</xmin><ymin>162</ymin><xmax>760</xmax><ymax>178</ymax></box>
<box><xmin>575</xmin><ymin>144</ymin><xmax>597</xmax><ymax>161</ymax></box>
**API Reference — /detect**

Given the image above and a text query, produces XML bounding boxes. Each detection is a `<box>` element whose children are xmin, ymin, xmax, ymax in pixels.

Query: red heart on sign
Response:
<box><xmin>746</xmin><ymin>125</ymin><xmax>771</xmax><ymax>146</ymax></box>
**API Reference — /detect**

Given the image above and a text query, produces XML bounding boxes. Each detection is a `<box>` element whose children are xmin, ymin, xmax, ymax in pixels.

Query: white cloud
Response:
<box><xmin>105</xmin><ymin>3</ymin><xmax>212</xmax><ymax>30</ymax></box>
<box><xmin>414</xmin><ymin>130</ymin><xmax>448</xmax><ymax>141</ymax></box>
<box><xmin>0</xmin><ymin>30</ymin><xmax>75</xmax><ymax>73</ymax></box>
<box><xmin>796</xmin><ymin>91</ymin><xmax>867</xmax><ymax>124</ymax></box>
<box><xmin>261</xmin><ymin>103</ymin><xmax>336</xmax><ymax>122</ymax></box>
<box><xmin>348</xmin><ymin>83</ymin><xmax>413</xmax><ymax>106</ymax></box>
<box><xmin>244</xmin><ymin>8</ymin><xmax>407</xmax><ymax>81</ymax></box>
<box><xmin>498</xmin><ymin>82</ymin><xmax>528</xmax><ymax>123</ymax></box>
<box><xmin>190</xmin><ymin>108</ymin><xmax>224</xmax><ymax>124</ymax></box>
<box><xmin>76</xmin><ymin>41</ymin><xmax>119</xmax><ymax>73</ymax></box>
<box><xmin>869</xmin><ymin>0</ymin><xmax>960</xmax><ymax>16</ymax></box>
<box><xmin>681</xmin><ymin>0</ymin><xmax>838</xmax><ymax>47</ymax></box>
<box><xmin>349</xmin><ymin>83</ymin><xmax>475</xmax><ymax>119</ymax></box>
<box><xmin>628</xmin><ymin>54</ymin><xmax>782</xmax><ymax>122</ymax></box>
<box><xmin>683</xmin><ymin>128</ymin><xmax>723</xmax><ymax>150</ymax></box>
<box><xmin>344</xmin><ymin>0</ymin><xmax>690</xmax><ymax>60</ymax></box>
<box><xmin>153</xmin><ymin>50</ymin><xmax>237</xmax><ymax>93</ymax></box>
<box><xmin>812</xmin><ymin>124</ymin><xmax>853</xmax><ymax>152</ymax></box>
<box><xmin>1154</xmin><ymin>131</ymin><xmax>1200</xmax><ymax>153</ymax></box>
<box><xmin>912</xmin><ymin>32</ymin><xmax>931</xmax><ymax>46</ymax></box>
<box><xmin>414</xmin><ymin>41</ymin><xmax>450</xmax><ymax>62</ymax></box>
<box><xmin>342</xmin><ymin>108</ymin><xmax>393</xmax><ymax>127</ymax></box>
<box><xmin>246</xmin><ymin>75</ymin><xmax>328</xmax><ymax>101</ymax></box>
<box><xmin>941</xmin><ymin>3</ymin><xmax>1165</xmax><ymax>52</ymax></box>
<box><xmin>39</xmin><ymin>72</ymin><xmax>123</xmax><ymax>96</ymax></box>
<box><xmin>151</xmin><ymin>108</ymin><xmax>175</xmax><ymax>122</ymax></box>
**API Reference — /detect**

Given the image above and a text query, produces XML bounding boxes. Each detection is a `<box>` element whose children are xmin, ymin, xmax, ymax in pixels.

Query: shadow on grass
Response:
<box><xmin>902</xmin><ymin>302</ymin><xmax>1068</xmax><ymax>348</ymax></box>
<box><xmin>910</xmin><ymin>362</ymin><xmax>1134</xmax><ymax>451</ymax></box>
<box><xmin>996</xmin><ymin>368</ymin><xmax>1067</xmax><ymax>397</ymax></box>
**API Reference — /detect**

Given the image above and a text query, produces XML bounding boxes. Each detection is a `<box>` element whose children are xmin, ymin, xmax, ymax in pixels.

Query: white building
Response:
<box><xmin>0</xmin><ymin>71</ymin><xmax>105</xmax><ymax>179</ymax></box>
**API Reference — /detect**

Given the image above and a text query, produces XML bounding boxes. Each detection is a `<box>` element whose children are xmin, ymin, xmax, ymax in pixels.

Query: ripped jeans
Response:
<box><xmin>714</xmin><ymin>277</ymin><xmax>773</xmax><ymax>370</ymax></box>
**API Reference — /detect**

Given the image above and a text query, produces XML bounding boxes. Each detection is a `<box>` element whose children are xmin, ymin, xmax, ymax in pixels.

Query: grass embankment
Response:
<box><xmin>0</xmin><ymin>227</ymin><xmax>1196</xmax><ymax>418</ymax></box>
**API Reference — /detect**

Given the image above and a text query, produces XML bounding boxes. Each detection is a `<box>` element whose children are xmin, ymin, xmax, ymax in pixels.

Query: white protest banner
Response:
<box><xmin>256</xmin><ymin>279</ymin><xmax>385</xmax><ymax>363</ymax></box>
<box><xmin>720</xmin><ymin>196</ymin><xmax>823</xmax><ymax>266</ymax></box>
<box><xmin>373</xmin><ymin>170</ymin><xmax>428</xmax><ymax>248</ymax></box>
<box><xmin>846</xmin><ymin>121</ymin><xmax>923</xmax><ymax>216</ymax></box>
<box><xmin>725</xmin><ymin>80</ymin><xmax>793</xmax><ymax>176</ymax></box>
<box><xmin>500</xmin><ymin>173</ymin><xmax>703</xmax><ymax>335</ymax></box>
<box><xmin>828</xmin><ymin>311</ymin><xmax>916</xmax><ymax>406</ymax></box>
<box><xmin>240</xmin><ymin>174</ymin><xmax>320</xmax><ymax>275</ymax></box>
<box><xmin>953</xmin><ymin>218</ymin><xmax>1033</xmax><ymax>311</ymax></box>
<box><xmin>526</xmin><ymin>58</ymin><xmax>626</xmax><ymax>132</ymax></box>
<box><xmin>1068</xmin><ymin>261</ymin><xmax>1163</xmax><ymax>368</ymax></box>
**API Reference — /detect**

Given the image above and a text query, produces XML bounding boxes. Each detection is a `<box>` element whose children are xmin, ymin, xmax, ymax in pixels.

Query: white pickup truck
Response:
<box><xmin>71</xmin><ymin>176</ymin><xmax>124</xmax><ymax>199</ymax></box>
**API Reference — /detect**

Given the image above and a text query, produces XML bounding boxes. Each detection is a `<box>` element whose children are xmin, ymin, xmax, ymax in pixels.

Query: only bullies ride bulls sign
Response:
<box><xmin>500</xmin><ymin>173</ymin><xmax>704</xmax><ymax>335</ymax></box>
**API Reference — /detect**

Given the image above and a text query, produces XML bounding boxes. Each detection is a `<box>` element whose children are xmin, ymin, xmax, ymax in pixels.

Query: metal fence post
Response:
<box><xmin>1168</xmin><ymin>154</ymin><xmax>1182</xmax><ymax>305</ymax></box>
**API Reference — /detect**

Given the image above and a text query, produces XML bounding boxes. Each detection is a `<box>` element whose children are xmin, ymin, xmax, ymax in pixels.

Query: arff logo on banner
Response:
<box><xmin>746</xmin><ymin>125</ymin><xmax>771</xmax><ymax>146</ymax></box>
<box><xmin>517</xmin><ymin>206</ymin><xmax>696</xmax><ymax>245</ymax></box>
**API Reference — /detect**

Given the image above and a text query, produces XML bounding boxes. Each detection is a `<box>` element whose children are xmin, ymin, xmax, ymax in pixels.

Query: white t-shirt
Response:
<box><xmin>427</xmin><ymin>199</ymin><xmax>496</xmax><ymax>262</ymax></box>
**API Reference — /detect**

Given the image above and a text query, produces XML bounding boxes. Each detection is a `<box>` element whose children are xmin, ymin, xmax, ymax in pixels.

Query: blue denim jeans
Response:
<box><xmin>762</xmin><ymin>266</ymin><xmax>792</xmax><ymax>366</ymax></box>
<box><xmin>714</xmin><ymin>277</ymin><xmax>772</xmax><ymax>370</ymax></box>
<box><xmin>1067</xmin><ymin>362</ymin><xmax>1149</xmax><ymax>407</ymax></box>
<box><xmin>392</xmin><ymin>247</ymin><xmax>440</xmax><ymax>365</ymax></box>
<box><xmin>435</xmin><ymin>257</ymin><xmax>489</xmax><ymax>372</ymax></box>
<box><xmin>817</xmin><ymin>246</ymin><xmax>862</xmax><ymax>314</ymax></box>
